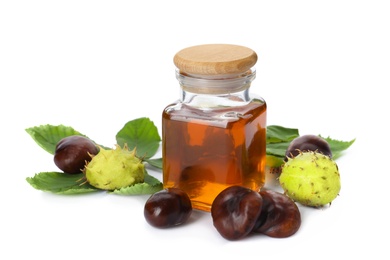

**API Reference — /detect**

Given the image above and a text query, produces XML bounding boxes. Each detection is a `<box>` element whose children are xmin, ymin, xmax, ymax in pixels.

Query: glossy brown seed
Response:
<box><xmin>144</xmin><ymin>188</ymin><xmax>192</xmax><ymax>228</ymax></box>
<box><xmin>253</xmin><ymin>189</ymin><xmax>301</xmax><ymax>238</ymax></box>
<box><xmin>285</xmin><ymin>134</ymin><xmax>332</xmax><ymax>161</ymax></box>
<box><xmin>211</xmin><ymin>185</ymin><xmax>263</xmax><ymax>241</ymax></box>
<box><xmin>54</xmin><ymin>135</ymin><xmax>99</xmax><ymax>174</ymax></box>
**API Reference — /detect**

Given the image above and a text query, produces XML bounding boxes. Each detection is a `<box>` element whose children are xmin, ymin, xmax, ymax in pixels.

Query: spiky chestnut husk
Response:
<box><xmin>83</xmin><ymin>144</ymin><xmax>144</xmax><ymax>190</ymax></box>
<box><xmin>279</xmin><ymin>151</ymin><xmax>341</xmax><ymax>208</ymax></box>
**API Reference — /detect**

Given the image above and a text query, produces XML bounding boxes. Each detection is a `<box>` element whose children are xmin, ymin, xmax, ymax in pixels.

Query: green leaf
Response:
<box><xmin>145</xmin><ymin>158</ymin><xmax>163</xmax><ymax>169</ymax></box>
<box><xmin>265</xmin><ymin>125</ymin><xmax>299</xmax><ymax>168</ymax></box>
<box><xmin>25</xmin><ymin>125</ymin><xmax>87</xmax><ymax>154</ymax></box>
<box><xmin>266</xmin><ymin>142</ymin><xmax>291</xmax><ymax>158</ymax></box>
<box><xmin>322</xmin><ymin>136</ymin><xmax>356</xmax><ymax>160</ymax></box>
<box><xmin>116</xmin><ymin>117</ymin><xmax>161</xmax><ymax>159</ymax></box>
<box><xmin>26</xmin><ymin>172</ymin><xmax>99</xmax><ymax>194</ymax></box>
<box><xmin>266</xmin><ymin>125</ymin><xmax>299</xmax><ymax>143</ymax></box>
<box><xmin>111</xmin><ymin>172</ymin><xmax>163</xmax><ymax>195</ymax></box>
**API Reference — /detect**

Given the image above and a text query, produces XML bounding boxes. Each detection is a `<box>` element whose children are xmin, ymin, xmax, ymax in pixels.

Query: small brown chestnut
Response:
<box><xmin>144</xmin><ymin>188</ymin><xmax>192</xmax><ymax>228</ymax></box>
<box><xmin>253</xmin><ymin>189</ymin><xmax>301</xmax><ymax>238</ymax></box>
<box><xmin>285</xmin><ymin>134</ymin><xmax>332</xmax><ymax>161</ymax></box>
<box><xmin>54</xmin><ymin>135</ymin><xmax>99</xmax><ymax>174</ymax></box>
<box><xmin>211</xmin><ymin>185</ymin><xmax>263</xmax><ymax>241</ymax></box>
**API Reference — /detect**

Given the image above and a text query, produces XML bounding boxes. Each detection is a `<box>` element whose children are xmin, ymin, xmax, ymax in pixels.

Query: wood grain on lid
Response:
<box><xmin>173</xmin><ymin>44</ymin><xmax>257</xmax><ymax>76</ymax></box>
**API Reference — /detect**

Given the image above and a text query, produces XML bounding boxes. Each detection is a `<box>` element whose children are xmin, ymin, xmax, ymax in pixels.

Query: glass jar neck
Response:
<box><xmin>176</xmin><ymin>68</ymin><xmax>256</xmax><ymax>94</ymax></box>
<box><xmin>177</xmin><ymin>69</ymin><xmax>255</xmax><ymax>108</ymax></box>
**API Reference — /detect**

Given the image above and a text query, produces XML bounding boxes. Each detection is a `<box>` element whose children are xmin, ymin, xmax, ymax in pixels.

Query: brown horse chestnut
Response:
<box><xmin>54</xmin><ymin>135</ymin><xmax>99</xmax><ymax>174</ymax></box>
<box><xmin>211</xmin><ymin>185</ymin><xmax>263</xmax><ymax>241</ymax></box>
<box><xmin>144</xmin><ymin>188</ymin><xmax>192</xmax><ymax>228</ymax></box>
<box><xmin>253</xmin><ymin>189</ymin><xmax>301</xmax><ymax>238</ymax></box>
<box><xmin>285</xmin><ymin>134</ymin><xmax>332</xmax><ymax>161</ymax></box>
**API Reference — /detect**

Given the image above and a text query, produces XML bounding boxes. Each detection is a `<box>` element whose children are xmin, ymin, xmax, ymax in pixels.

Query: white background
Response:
<box><xmin>1</xmin><ymin>0</ymin><xmax>389</xmax><ymax>259</ymax></box>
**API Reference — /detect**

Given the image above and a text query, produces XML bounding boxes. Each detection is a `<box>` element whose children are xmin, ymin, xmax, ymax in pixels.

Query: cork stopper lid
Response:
<box><xmin>174</xmin><ymin>44</ymin><xmax>257</xmax><ymax>76</ymax></box>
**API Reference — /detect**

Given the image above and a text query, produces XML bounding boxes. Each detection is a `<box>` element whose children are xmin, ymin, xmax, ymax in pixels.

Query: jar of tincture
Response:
<box><xmin>162</xmin><ymin>44</ymin><xmax>267</xmax><ymax>212</ymax></box>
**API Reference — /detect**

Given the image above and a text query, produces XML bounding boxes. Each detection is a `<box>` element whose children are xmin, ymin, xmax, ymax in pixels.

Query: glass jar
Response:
<box><xmin>162</xmin><ymin>44</ymin><xmax>267</xmax><ymax>212</ymax></box>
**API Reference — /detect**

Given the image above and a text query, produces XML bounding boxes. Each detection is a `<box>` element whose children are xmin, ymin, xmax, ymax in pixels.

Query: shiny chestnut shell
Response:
<box><xmin>285</xmin><ymin>134</ymin><xmax>332</xmax><ymax>161</ymax></box>
<box><xmin>144</xmin><ymin>188</ymin><xmax>192</xmax><ymax>228</ymax></box>
<box><xmin>253</xmin><ymin>189</ymin><xmax>301</xmax><ymax>238</ymax></box>
<box><xmin>54</xmin><ymin>135</ymin><xmax>99</xmax><ymax>174</ymax></box>
<box><xmin>211</xmin><ymin>185</ymin><xmax>263</xmax><ymax>241</ymax></box>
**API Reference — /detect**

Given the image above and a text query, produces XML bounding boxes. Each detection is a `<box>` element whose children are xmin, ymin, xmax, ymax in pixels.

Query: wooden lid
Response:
<box><xmin>173</xmin><ymin>44</ymin><xmax>257</xmax><ymax>76</ymax></box>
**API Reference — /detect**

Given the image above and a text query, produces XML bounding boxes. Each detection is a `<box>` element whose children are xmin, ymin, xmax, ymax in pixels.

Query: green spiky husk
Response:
<box><xmin>279</xmin><ymin>151</ymin><xmax>341</xmax><ymax>207</ymax></box>
<box><xmin>84</xmin><ymin>144</ymin><xmax>145</xmax><ymax>190</ymax></box>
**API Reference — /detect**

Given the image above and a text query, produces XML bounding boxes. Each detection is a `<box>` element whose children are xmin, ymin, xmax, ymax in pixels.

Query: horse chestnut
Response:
<box><xmin>211</xmin><ymin>185</ymin><xmax>263</xmax><ymax>241</ymax></box>
<box><xmin>253</xmin><ymin>189</ymin><xmax>301</xmax><ymax>238</ymax></box>
<box><xmin>144</xmin><ymin>188</ymin><xmax>192</xmax><ymax>228</ymax></box>
<box><xmin>285</xmin><ymin>134</ymin><xmax>332</xmax><ymax>161</ymax></box>
<box><xmin>54</xmin><ymin>135</ymin><xmax>99</xmax><ymax>174</ymax></box>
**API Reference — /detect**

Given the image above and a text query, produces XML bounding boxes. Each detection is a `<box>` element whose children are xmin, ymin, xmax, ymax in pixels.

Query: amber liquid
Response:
<box><xmin>162</xmin><ymin>100</ymin><xmax>267</xmax><ymax>211</ymax></box>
